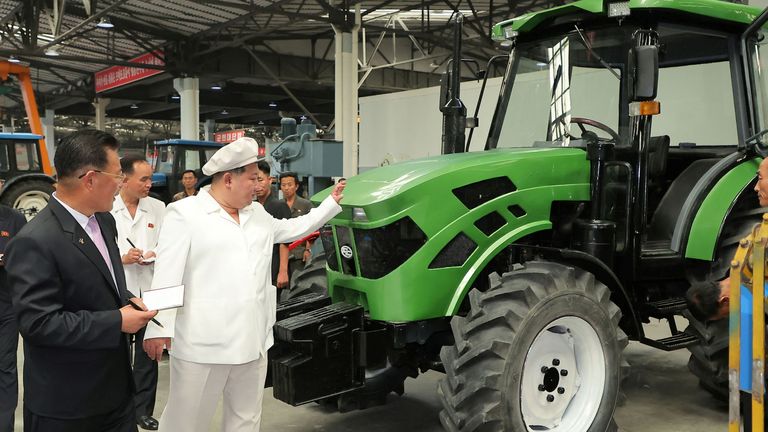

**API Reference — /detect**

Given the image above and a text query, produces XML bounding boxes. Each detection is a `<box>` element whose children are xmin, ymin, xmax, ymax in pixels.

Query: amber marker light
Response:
<box><xmin>629</xmin><ymin>101</ymin><xmax>660</xmax><ymax>116</ymax></box>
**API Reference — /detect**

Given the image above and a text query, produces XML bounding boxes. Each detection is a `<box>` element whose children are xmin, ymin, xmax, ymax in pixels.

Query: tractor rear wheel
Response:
<box><xmin>685</xmin><ymin>316</ymin><xmax>728</xmax><ymax>402</ymax></box>
<box><xmin>438</xmin><ymin>261</ymin><xmax>627</xmax><ymax>432</ymax></box>
<box><xmin>684</xmin><ymin>190</ymin><xmax>764</xmax><ymax>402</ymax></box>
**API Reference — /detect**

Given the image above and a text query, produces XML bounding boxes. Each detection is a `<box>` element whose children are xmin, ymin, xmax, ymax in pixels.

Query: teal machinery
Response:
<box><xmin>266</xmin><ymin>118</ymin><xmax>343</xmax><ymax>196</ymax></box>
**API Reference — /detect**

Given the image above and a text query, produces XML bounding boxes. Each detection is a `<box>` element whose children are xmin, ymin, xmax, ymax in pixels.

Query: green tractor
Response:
<box><xmin>271</xmin><ymin>1</ymin><xmax>768</xmax><ymax>430</ymax></box>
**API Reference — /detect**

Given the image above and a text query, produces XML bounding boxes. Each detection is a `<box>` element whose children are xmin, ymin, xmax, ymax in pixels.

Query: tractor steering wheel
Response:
<box><xmin>570</xmin><ymin>117</ymin><xmax>621</xmax><ymax>144</ymax></box>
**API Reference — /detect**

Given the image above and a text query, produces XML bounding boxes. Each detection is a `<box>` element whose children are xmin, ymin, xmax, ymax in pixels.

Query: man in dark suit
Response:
<box><xmin>5</xmin><ymin>129</ymin><xmax>158</xmax><ymax>432</ymax></box>
<box><xmin>0</xmin><ymin>204</ymin><xmax>25</xmax><ymax>432</ymax></box>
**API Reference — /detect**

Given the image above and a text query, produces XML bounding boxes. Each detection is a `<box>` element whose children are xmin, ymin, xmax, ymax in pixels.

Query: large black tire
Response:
<box><xmin>439</xmin><ymin>261</ymin><xmax>627</xmax><ymax>432</ymax></box>
<box><xmin>0</xmin><ymin>180</ymin><xmax>54</xmax><ymax>220</ymax></box>
<box><xmin>279</xmin><ymin>252</ymin><xmax>329</xmax><ymax>301</ymax></box>
<box><xmin>684</xmin><ymin>189</ymin><xmax>765</xmax><ymax>402</ymax></box>
<box><xmin>685</xmin><ymin>316</ymin><xmax>728</xmax><ymax>402</ymax></box>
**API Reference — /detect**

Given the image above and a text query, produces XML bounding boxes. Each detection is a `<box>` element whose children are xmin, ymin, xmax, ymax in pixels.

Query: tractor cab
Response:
<box><xmin>0</xmin><ymin>133</ymin><xmax>55</xmax><ymax>219</ymax></box>
<box><xmin>147</xmin><ymin>139</ymin><xmax>223</xmax><ymax>203</ymax></box>
<box><xmin>485</xmin><ymin>1</ymin><xmax>767</xmax><ymax>328</ymax></box>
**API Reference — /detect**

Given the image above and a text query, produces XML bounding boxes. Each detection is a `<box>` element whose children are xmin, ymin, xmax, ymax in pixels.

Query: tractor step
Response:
<box><xmin>641</xmin><ymin>239</ymin><xmax>673</xmax><ymax>253</ymax></box>
<box><xmin>644</xmin><ymin>297</ymin><xmax>688</xmax><ymax>319</ymax></box>
<box><xmin>640</xmin><ymin>332</ymin><xmax>699</xmax><ymax>351</ymax></box>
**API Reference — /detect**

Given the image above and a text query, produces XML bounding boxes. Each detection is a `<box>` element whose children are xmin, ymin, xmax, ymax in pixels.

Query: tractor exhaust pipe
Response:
<box><xmin>441</xmin><ymin>15</ymin><xmax>467</xmax><ymax>155</ymax></box>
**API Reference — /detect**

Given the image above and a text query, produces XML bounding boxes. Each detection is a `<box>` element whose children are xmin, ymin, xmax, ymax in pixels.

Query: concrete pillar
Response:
<box><xmin>334</xmin><ymin>6</ymin><xmax>361</xmax><ymax>178</ymax></box>
<box><xmin>174</xmin><ymin>77</ymin><xmax>200</xmax><ymax>140</ymax></box>
<box><xmin>42</xmin><ymin>109</ymin><xmax>55</xmax><ymax>166</ymax></box>
<box><xmin>204</xmin><ymin>119</ymin><xmax>215</xmax><ymax>141</ymax></box>
<box><xmin>334</xmin><ymin>29</ymin><xmax>343</xmax><ymax>141</ymax></box>
<box><xmin>92</xmin><ymin>98</ymin><xmax>110</xmax><ymax>131</ymax></box>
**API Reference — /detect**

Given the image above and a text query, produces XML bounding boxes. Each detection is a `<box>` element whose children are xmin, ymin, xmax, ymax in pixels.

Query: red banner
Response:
<box><xmin>214</xmin><ymin>129</ymin><xmax>246</xmax><ymax>143</ymax></box>
<box><xmin>94</xmin><ymin>51</ymin><xmax>165</xmax><ymax>93</ymax></box>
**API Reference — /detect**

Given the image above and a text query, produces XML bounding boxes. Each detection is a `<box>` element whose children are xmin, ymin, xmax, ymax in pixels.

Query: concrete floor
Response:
<box><xmin>12</xmin><ymin>318</ymin><xmax>727</xmax><ymax>431</ymax></box>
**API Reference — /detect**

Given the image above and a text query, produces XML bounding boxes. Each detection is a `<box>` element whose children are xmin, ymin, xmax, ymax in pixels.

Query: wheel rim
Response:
<box><xmin>14</xmin><ymin>191</ymin><xmax>50</xmax><ymax>220</ymax></box>
<box><xmin>520</xmin><ymin>316</ymin><xmax>606</xmax><ymax>431</ymax></box>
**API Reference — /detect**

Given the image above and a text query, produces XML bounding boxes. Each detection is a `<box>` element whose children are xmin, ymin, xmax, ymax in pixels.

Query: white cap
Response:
<box><xmin>202</xmin><ymin>137</ymin><xmax>262</xmax><ymax>176</ymax></box>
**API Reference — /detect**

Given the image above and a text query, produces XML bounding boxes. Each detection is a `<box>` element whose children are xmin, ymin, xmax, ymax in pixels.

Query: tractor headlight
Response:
<box><xmin>607</xmin><ymin>2</ymin><xmax>630</xmax><ymax>18</ymax></box>
<box><xmin>352</xmin><ymin>207</ymin><xmax>368</xmax><ymax>222</ymax></box>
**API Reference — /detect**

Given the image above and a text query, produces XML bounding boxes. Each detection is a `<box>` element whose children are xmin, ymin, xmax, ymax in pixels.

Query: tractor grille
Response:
<box><xmin>353</xmin><ymin>216</ymin><xmax>427</xmax><ymax>279</ymax></box>
<box><xmin>325</xmin><ymin>217</ymin><xmax>427</xmax><ymax>279</ymax></box>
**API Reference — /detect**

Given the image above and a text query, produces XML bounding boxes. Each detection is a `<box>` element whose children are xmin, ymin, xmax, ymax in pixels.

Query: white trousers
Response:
<box><xmin>158</xmin><ymin>355</ymin><xmax>269</xmax><ymax>432</ymax></box>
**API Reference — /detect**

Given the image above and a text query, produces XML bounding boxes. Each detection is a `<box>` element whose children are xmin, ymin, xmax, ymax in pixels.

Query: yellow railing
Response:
<box><xmin>729</xmin><ymin>214</ymin><xmax>768</xmax><ymax>432</ymax></box>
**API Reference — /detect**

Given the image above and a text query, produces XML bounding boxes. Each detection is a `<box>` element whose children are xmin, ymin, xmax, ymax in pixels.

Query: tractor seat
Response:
<box><xmin>646</xmin><ymin>158</ymin><xmax>720</xmax><ymax>242</ymax></box>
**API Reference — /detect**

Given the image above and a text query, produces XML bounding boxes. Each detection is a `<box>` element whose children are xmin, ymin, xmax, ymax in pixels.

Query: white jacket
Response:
<box><xmin>144</xmin><ymin>188</ymin><xmax>341</xmax><ymax>364</ymax></box>
<box><xmin>111</xmin><ymin>195</ymin><xmax>166</xmax><ymax>296</ymax></box>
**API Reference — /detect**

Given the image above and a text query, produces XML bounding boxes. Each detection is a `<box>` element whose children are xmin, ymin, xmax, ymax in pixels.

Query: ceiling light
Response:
<box><xmin>268</xmin><ymin>101</ymin><xmax>277</xmax><ymax>108</ymax></box>
<box><xmin>44</xmin><ymin>47</ymin><xmax>59</xmax><ymax>56</ymax></box>
<box><xmin>258</xmin><ymin>120</ymin><xmax>264</xmax><ymax>125</ymax></box>
<box><xmin>96</xmin><ymin>17</ymin><xmax>114</xmax><ymax>29</ymax></box>
<box><xmin>130</xmin><ymin>103</ymin><xmax>138</xmax><ymax>109</ymax></box>
<box><xmin>171</xmin><ymin>94</ymin><xmax>180</xmax><ymax>100</ymax></box>
<box><xmin>221</xmin><ymin>109</ymin><xmax>229</xmax><ymax>115</ymax></box>
<box><xmin>211</xmin><ymin>83</ymin><xmax>222</xmax><ymax>90</ymax></box>
<box><xmin>7</xmin><ymin>56</ymin><xmax>19</xmax><ymax>63</ymax></box>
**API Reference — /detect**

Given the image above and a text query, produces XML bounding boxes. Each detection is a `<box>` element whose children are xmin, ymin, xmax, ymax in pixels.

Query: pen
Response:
<box><xmin>127</xmin><ymin>299</ymin><xmax>164</xmax><ymax>328</ymax></box>
<box><xmin>125</xmin><ymin>238</ymin><xmax>145</xmax><ymax>261</ymax></box>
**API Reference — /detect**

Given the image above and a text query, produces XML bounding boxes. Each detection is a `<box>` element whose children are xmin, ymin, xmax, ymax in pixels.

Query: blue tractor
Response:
<box><xmin>147</xmin><ymin>139</ymin><xmax>223</xmax><ymax>203</ymax></box>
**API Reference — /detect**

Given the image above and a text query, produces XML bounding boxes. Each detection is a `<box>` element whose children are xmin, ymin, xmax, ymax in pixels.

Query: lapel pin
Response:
<box><xmin>78</xmin><ymin>238</ymin><xmax>85</xmax><ymax>244</ymax></box>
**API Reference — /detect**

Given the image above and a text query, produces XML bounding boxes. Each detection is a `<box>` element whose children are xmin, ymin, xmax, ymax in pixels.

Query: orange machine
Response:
<box><xmin>0</xmin><ymin>61</ymin><xmax>53</xmax><ymax>176</ymax></box>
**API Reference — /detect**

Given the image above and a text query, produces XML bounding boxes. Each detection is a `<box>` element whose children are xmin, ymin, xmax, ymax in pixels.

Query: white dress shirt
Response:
<box><xmin>111</xmin><ymin>195</ymin><xmax>166</xmax><ymax>296</ymax></box>
<box><xmin>144</xmin><ymin>188</ymin><xmax>341</xmax><ymax>365</ymax></box>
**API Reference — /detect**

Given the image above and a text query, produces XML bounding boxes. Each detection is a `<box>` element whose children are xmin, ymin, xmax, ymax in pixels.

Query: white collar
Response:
<box><xmin>112</xmin><ymin>194</ymin><xmax>148</xmax><ymax>217</ymax></box>
<box><xmin>53</xmin><ymin>192</ymin><xmax>90</xmax><ymax>231</ymax></box>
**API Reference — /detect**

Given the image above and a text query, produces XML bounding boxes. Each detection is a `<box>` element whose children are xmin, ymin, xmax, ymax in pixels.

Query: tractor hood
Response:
<box><xmin>314</xmin><ymin>147</ymin><xmax>591</xmax><ymax>230</ymax></box>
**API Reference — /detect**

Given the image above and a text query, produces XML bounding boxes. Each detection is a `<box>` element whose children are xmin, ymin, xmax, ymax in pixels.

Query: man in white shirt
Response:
<box><xmin>111</xmin><ymin>155</ymin><xmax>166</xmax><ymax>431</ymax></box>
<box><xmin>142</xmin><ymin>137</ymin><xmax>345</xmax><ymax>432</ymax></box>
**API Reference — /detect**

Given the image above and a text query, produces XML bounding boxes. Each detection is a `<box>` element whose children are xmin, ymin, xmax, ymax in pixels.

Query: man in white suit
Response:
<box><xmin>142</xmin><ymin>137</ymin><xmax>345</xmax><ymax>432</ymax></box>
<box><xmin>111</xmin><ymin>155</ymin><xmax>166</xmax><ymax>430</ymax></box>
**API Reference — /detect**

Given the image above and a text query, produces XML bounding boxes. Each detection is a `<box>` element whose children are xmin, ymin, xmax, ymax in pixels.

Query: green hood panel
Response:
<box><xmin>492</xmin><ymin>0</ymin><xmax>760</xmax><ymax>37</ymax></box>
<box><xmin>318</xmin><ymin>148</ymin><xmax>591</xmax><ymax>322</ymax></box>
<box><xmin>315</xmin><ymin>147</ymin><xmax>589</xmax><ymax>230</ymax></box>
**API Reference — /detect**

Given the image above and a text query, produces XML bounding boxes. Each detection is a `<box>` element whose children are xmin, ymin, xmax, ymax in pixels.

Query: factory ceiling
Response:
<box><xmin>0</xmin><ymin>0</ymin><xmax>561</xmax><ymax>130</ymax></box>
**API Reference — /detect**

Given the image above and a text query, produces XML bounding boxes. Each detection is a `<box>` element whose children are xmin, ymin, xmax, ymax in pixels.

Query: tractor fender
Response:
<box><xmin>444</xmin><ymin>220</ymin><xmax>552</xmax><ymax>316</ymax></box>
<box><xmin>0</xmin><ymin>173</ymin><xmax>55</xmax><ymax>199</ymax></box>
<box><xmin>442</xmin><ymin>221</ymin><xmax>642</xmax><ymax>339</ymax></box>
<box><xmin>684</xmin><ymin>156</ymin><xmax>760</xmax><ymax>261</ymax></box>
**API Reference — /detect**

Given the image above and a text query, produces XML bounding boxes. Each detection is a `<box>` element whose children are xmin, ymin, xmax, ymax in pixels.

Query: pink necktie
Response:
<box><xmin>86</xmin><ymin>216</ymin><xmax>117</xmax><ymax>288</ymax></box>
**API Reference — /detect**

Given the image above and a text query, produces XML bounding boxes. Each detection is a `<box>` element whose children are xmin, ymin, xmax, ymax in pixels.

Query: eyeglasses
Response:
<box><xmin>78</xmin><ymin>170</ymin><xmax>126</xmax><ymax>182</ymax></box>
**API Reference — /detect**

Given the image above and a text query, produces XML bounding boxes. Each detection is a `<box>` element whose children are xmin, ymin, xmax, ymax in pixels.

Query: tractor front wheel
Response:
<box><xmin>438</xmin><ymin>261</ymin><xmax>627</xmax><ymax>432</ymax></box>
<box><xmin>279</xmin><ymin>251</ymin><xmax>329</xmax><ymax>301</ymax></box>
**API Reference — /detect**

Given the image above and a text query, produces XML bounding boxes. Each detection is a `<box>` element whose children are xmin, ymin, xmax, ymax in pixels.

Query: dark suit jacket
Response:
<box><xmin>5</xmin><ymin>197</ymin><xmax>135</xmax><ymax>419</ymax></box>
<box><xmin>0</xmin><ymin>205</ymin><xmax>26</xmax><ymax>305</ymax></box>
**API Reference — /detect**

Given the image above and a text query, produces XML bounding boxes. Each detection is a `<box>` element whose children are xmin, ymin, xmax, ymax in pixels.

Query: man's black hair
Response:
<box><xmin>211</xmin><ymin>166</ymin><xmax>246</xmax><ymax>183</ymax></box>
<box><xmin>119</xmin><ymin>154</ymin><xmax>148</xmax><ymax>175</ymax></box>
<box><xmin>54</xmin><ymin>129</ymin><xmax>119</xmax><ymax>179</ymax></box>
<box><xmin>182</xmin><ymin>169</ymin><xmax>198</xmax><ymax>178</ymax></box>
<box><xmin>279</xmin><ymin>172</ymin><xmax>299</xmax><ymax>184</ymax></box>
<box><xmin>256</xmin><ymin>160</ymin><xmax>271</xmax><ymax>176</ymax></box>
<box><xmin>685</xmin><ymin>280</ymin><xmax>723</xmax><ymax>322</ymax></box>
